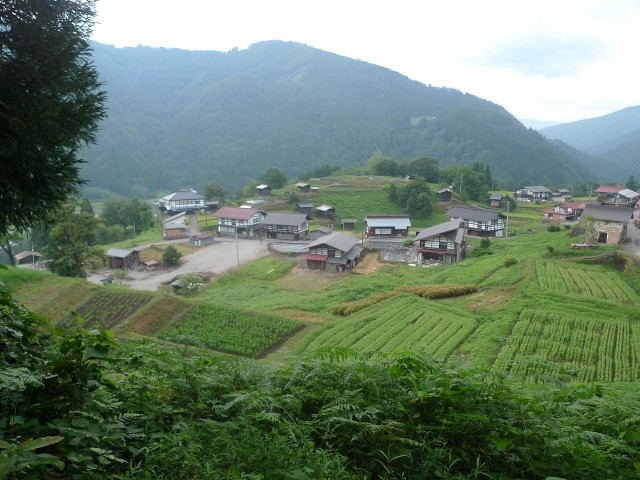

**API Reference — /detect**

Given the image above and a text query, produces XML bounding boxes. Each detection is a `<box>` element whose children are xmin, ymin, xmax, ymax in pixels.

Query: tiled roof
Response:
<box><xmin>448</xmin><ymin>207</ymin><xmax>502</xmax><ymax>222</ymax></box>
<box><xmin>263</xmin><ymin>212</ymin><xmax>308</xmax><ymax>227</ymax></box>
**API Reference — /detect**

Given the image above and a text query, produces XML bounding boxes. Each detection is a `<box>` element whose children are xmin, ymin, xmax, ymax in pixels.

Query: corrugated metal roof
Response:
<box><xmin>215</xmin><ymin>206</ymin><xmax>263</xmax><ymax>220</ymax></box>
<box><xmin>307</xmin><ymin>232</ymin><xmax>358</xmax><ymax>252</ymax></box>
<box><xmin>256</xmin><ymin>184</ymin><xmax>270</xmax><ymax>189</ymax></box>
<box><xmin>365</xmin><ymin>215</ymin><xmax>411</xmax><ymax>228</ymax></box>
<box><xmin>523</xmin><ymin>186</ymin><xmax>551</xmax><ymax>193</ymax></box>
<box><xmin>596</xmin><ymin>185</ymin><xmax>621</xmax><ymax>193</ymax></box>
<box><xmin>448</xmin><ymin>207</ymin><xmax>502</xmax><ymax>222</ymax></box>
<box><xmin>316</xmin><ymin>204</ymin><xmax>334</xmax><ymax>211</ymax></box>
<box><xmin>263</xmin><ymin>212</ymin><xmax>308</xmax><ymax>227</ymax></box>
<box><xmin>106</xmin><ymin>248</ymin><xmax>135</xmax><ymax>258</ymax></box>
<box><xmin>583</xmin><ymin>204</ymin><xmax>633</xmax><ymax>222</ymax></box>
<box><xmin>414</xmin><ymin>219</ymin><xmax>463</xmax><ymax>242</ymax></box>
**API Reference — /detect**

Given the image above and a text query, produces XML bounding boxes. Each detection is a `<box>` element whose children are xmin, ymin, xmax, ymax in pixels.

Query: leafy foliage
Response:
<box><xmin>162</xmin><ymin>245</ymin><xmax>182</xmax><ymax>266</ymax></box>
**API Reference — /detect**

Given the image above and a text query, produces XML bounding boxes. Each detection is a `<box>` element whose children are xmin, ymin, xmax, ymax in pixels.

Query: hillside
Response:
<box><xmin>82</xmin><ymin>40</ymin><xmax>590</xmax><ymax>197</ymax></box>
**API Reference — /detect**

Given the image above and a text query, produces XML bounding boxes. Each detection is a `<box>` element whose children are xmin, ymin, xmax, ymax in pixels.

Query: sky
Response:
<box><xmin>91</xmin><ymin>0</ymin><xmax>640</xmax><ymax>124</ymax></box>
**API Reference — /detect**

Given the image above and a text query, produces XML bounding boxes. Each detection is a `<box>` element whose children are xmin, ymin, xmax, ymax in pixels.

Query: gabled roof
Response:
<box><xmin>365</xmin><ymin>215</ymin><xmax>411</xmax><ymax>229</ymax></box>
<box><xmin>215</xmin><ymin>206</ymin><xmax>263</xmax><ymax>220</ymax></box>
<box><xmin>162</xmin><ymin>189</ymin><xmax>206</xmax><ymax>201</ymax></box>
<box><xmin>414</xmin><ymin>219</ymin><xmax>463</xmax><ymax>242</ymax></box>
<box><xmin>256</xmin><ymin>184</ymin><xmax>270</xmax><ymax>189</ymax></box>
<box><xmin>583</xmin><ymin>204</ymin><xmax>633</xmax><ymax>222</ymax></box>
<box><xmin>316</xmin><ymin>204</ymin><xmax>334</xmax><ymax>211</ymax></box>
<box><xmin>262</xmin><ymin>212</ymin><xmax>309</xmax><ymax>227</ymax></box>
<box><xmin>106</xmin><ymin>248</ymin><xmax>138</xmax><ymax>258</ymax></box>
<box><xmin>296</xmin><ymin>182</ymin><xmax>310</xmax><ymax>188</ymax></box>
<box><xmin>14</xmin><ymin>251</ymin><xmax>42</xmax><ymax>260</ymax></box>
<box><xmin>489</xmin><ymin>193</ymin><xmax>504</xmax><ymax>200</ymax></box>
<box><xmin>307</xmin><ymin>232</ymin><xmax>359</xmax><ymax>252</ymax></box>
<box><xmin>341</xmin><ymin>218</ymin><xmax>357</xmax><ymax>224</ymax></box>
<box><xmin>522</xmin><ymin>186</ymin><xmax>551</xmax><ymax>193</ymax></box>
<box><xmin>311</xmin><ymin>226</ymin><xmax>332</xmax><ymax>234</ymax></box>
<box><xmin>297</xmin><ymin>202</ymin><xmax>314</xmax><ymax>208</ymax></box>
<box><xmin>448</xmin><ymin>207</ymin><xmax>503</xmax><ymax>222</ymax></box>
<box><xmin>619</xmin><ymin>188</ymin><xmax>639</xmax><ymax>199</ymax></box>
<box><xmin>595</xmin><ymin>185</ymin><xmax>622</xmax><ymax>194</ymax></box>
<box><xmin>562</xmin><ymin>202</ymin><xmax>586</xmax><ymax>210</ymax></box>
<box><xmin>437</xmin><ymin>188</ymin><xmax>452</xmax><ymax>194</ymax></box>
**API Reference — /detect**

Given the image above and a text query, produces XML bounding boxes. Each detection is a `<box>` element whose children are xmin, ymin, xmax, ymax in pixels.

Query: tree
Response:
<box><xmin>47</xmin><ymin>201</ymin><xmax>100</xmax><ymax>277</ymax></box>
<box><xmin>0</xmin><ymin>0</ymin><xmax>106</xmax><ymax>236</ymax></box>
<box><xmin>367</xmin><ymin>151</ymin><xmax>397</xmax><ymax>176</ymax></box>
<box><xmin>625</xmin><ymin>175</ymin><xmax>638</xmax><ymax>192</ymax></box>
<box><xmin>261</xmin><ymin>168</ymin><xmax>287</xmax><ymax>189</ymax></box>
<box><xmin>204</xmin><ymin>183</ymin><xmax>228</xmax><ymax>202</ymax></box>
<box><xmin>101</xmin><ymin>198</ymin><xmax>153</xmax><ymax>233</ymax></box>
<box><xmin>408</xmin><ymin>157</ymin><xmax>439</xmax><ymax>182</ymax></box>
<box><xmin>162</xmin><ymin>245</ymin><xmax>182</xmax><ymax>267</ymax></box>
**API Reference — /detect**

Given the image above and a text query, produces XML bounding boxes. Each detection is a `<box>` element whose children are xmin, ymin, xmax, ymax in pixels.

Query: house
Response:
<box><xmin>306</xmin><ymin>232</ymin><xmax>362</xmax><ymax>272</ymax></box>
<box><xmin>341</xmin><ymin>219</ymin><xmax>357</xmax><ymax>231</ymax></box>
<box><xmin>552</xmin><ymin>189</ymin><xmax>572</xmax><ymax>202</ymax></box>
<box><xmin>514</xmin><ymin>186</ymin><xmax>552</xmax><ymax>203</ymax></box>
<box><xmin>160</xmin><ymin>189</ymin><xmax>207</xmax><ymax>213</ymax></box>
<box><xmin>214</xmin><ymin>206</ymin><xmax>265</xmax><ymax>237</ymax></box>
<box><xmin>14</xmin><ymin>251</ymin><xmax>42</xmax><ymax>265</ymax></box>
<box><xmin>543</xmin><ymin>202</ymin><xmax>585</xmax><ymax>222</ymax></box>
<box><xmin>595</xmin><ymin>185</ymin><xmax>639</xmax><ymax>206</ymax></box>
<box><xmin>262</xmin><ymin>212</ymin><xmax>310</xmax><ymax>240</ymax></box>
<box><xmin>582</xmin><ymin>204</ymin><xmax>633</xmax><ymax>244</ymax></box>
<box><xmin>163</xmin><ymin>211</ymin><xmax>188</xmax><ymax>239</ymax></box>
<box><xmin>310</xmin><ymin>186</ymin><xmax>320</xmax><ymax>195</ymax></box>
<box><xmin>309</xmin><ymin>226</ymin><xmax>332</xmax><ymax>240</ymax></box>
<box><xmin>256</xmin><ymin>184</ymin><xmax>272</xmax><ymax>196</ymax></box>
<box><xmin>296</xmin><ymin>182</ymin><xmax>311</xmax><ymax>194</ymax></box>
<box><xmin>489</xmin><ymin>193</ymin><xmax>504</xmax><ymax>208</ymax></box>
<box><xmin>413</xmin><ymin>219</ymin><xmax>465</xmax><ymax>264</ymax></box>
<box><xmin>316</xmin><ymin>204</ymin><xmax>335</xmax><ymax>219</ymax></box>
<box><xmin>364</xmin><ymin>215</ymin><xmax>411</xmax><ymax>237</ymax></box>
<box><xmin>447</xmin><ymin>206</ymin><xmax>505</xmax><ymax>237</ymax></box>
<box><xmin>437</xmin><ymin>188</ymin><xmax>453</xmax><ymax>203</ymax></box>
<box><xmin>106</xmin><ymin>248</ymin><xmax>140</xmax><ymax>270</ymax></box>
<box><xmin>296</xmin><ymin>202</ymin><xmax>314</xmax><ymax>214</ymax></box>
<box><xmin>189</xmin><ymin>232</ymin><xmax>215</xmax><ymax>247</ymax></box>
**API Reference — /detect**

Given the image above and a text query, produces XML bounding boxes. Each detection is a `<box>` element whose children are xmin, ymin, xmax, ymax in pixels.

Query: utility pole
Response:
<box><xmin>505</xmin><ymin>199</ymin><xmax>510</xmax><ymax>238</ymax></box>
<box><xmin>459</xmin><ymin>173</ymin><xmax>463</xmax><ymax>195</ymax></box>
<box><xmin>235</xmin><ymin>221</ymin><xmax>240</xmax><ymax>267</ymax></box>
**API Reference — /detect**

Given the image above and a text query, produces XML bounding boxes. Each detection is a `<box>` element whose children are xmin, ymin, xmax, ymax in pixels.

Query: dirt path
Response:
<box><xmin>88</xmin><ymin>237</ymin><xmax>271</xmax><ymax>291</ymax></box>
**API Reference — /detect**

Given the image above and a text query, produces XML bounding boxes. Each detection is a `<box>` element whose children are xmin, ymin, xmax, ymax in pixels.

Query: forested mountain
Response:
<box><xmin>83</xmin><ymin>41</ymin><xmax>591</xmax><ymax>198</ymax></box>
<box><xmin>540</xmin><ymin>106</ymin><xmax>640</xmax><ymax>182</ymax></box>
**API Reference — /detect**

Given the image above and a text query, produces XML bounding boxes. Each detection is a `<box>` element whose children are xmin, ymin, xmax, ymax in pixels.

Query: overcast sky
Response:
<box><xmin>91</xmin><ymin>0</ymin><xmax>640</xmax><ymax>124</ymax></box>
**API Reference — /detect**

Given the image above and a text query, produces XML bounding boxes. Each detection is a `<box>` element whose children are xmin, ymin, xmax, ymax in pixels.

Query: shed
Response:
<box><xmin>316</xmin><ymin>204</ymin><xmax>335</xmax><ymax>219</ymax></box>
<box><xmin>163</xmin><ymin>211</ymin><xmax>188</xmax><ymax>239</ymax></box>
<box><xmin>489</xmin><ymin>193</ymin><xmax>504</xmax><ymax>208</ymax></box>
<box><xmin>256</xmin><ymin>184</ymin><xmax>272</xmax><ymax>196</ymax></box>
<box><xmin>189</xmin><ymin>232</ymin><xmax>216</xmax><ymax>247</ymax></box>
<box><xmin>310</xmin><ymin>226</ymin><xmax>332</xmax><ymax>240</ymax></box>
<box><xmin>106</xmin><ymin>248</ymin><xmax>140</xmax><ymax>270</ymax></box>
<box><xmin>437</xmin><ymin>188</ymin><xmax>452</xmax><ymax>203</ymax></box>
<box><xmin>297</xmin><ymin>201</ymin><xmax>314</xmax><ymax>214</ymax></box>
<box><xmin>341</xmin><ymin>219</ymin><xmax>357</xmax><ymax>230</ymax></box>
<box><xmin>296</xmin><ymin>182</ymin><xmax>311</xmax><ymax>194</ymax></box>
<box><xmin>14</xmin><ymin>251</ymin><xmax>42</xmax><ymax>265</ymax></box>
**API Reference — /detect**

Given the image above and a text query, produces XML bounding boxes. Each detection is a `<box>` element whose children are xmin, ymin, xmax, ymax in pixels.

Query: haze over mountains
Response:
<box><xmin>83</xmin><ymin>40</ymin><xmax>631</xmax><ymax>198</ymax></box>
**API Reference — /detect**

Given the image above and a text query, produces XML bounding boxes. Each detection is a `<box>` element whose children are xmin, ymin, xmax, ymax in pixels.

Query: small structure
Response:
<box><xmin>306</xmin><ymin>232</ymin><xmax>362</xmax><ymax>272</ymax></box>
<box><xmin>489</xmin><ymin>193</ymin><xmax>504</xmax><ymax>208</ymax></box>
<box><xmin>296</xmin><ymin>201</ymin><xmax>314</xmax><ymax>214</ymax></box>
<box><xmin>143</xmin><ymin>260</ymin><xmax>158</xmax><ymax>270</ymax></box>
<box><xmin>595</xmin><ymin>186</ymin><xmax>639</xmax><ymax>207</ymax></box>
<box><xmin>543</xmin><ymin>202</ymin><xmax>585</xmax><ymax>222</ymax></box>
<box><xmin>160</xmin><ymin>189</ymin><xmax>207</xmax><ymax>214</ymax></box>
<box><xmin>106</xmin><ymin>248</ymin><xmax>140</xmax><ymax>270</ymax></box>
<box><xmin>552</xmin><ymin>189</ymin><xmax>572</xmax><ymax>202</ymax></box>
<box><xmin>214</xmin><ymin>206</ymin><xmax>265</xmax><ymax>237</ymax></box>
<box><xmin>296</xmin><ymin>182</ymin><xmax>311</xmax><ymax>194</ymax></box>
<box><xmin>413</xmin><ymin>219</ymin><xmax>465</xmax><ymax>264</ymax></box>
<box><xmin>14</xmin><ymin>251</ymin><xmax>42</xmax><ymax>265</ymax></box>
<box><xmin>316</xmin><ymin>204</ymin><xmax>335</xmax><ymax>220</ymax></box>
<box><xmin>582</xmin><ymin>204</ymin><xmax>633</xmax><ymax>244</ymax></box>
<box><xmin>310</xmin><ymin>186</ymin><xmax>320</xmax><ymax>195</ymax></box>
<box><xmin>189</xmin><ymin>232</ymin><xmax>216</xmax><ymax>247</ymax></box>
<box><xmin>437</xmin><ymin>188</ymin><xmax>453</xmax><ymax>203</ymax></box>
<box><xmin>341</xmin><ymin>219</ymin><xmax>357</xmax><ymax>231</ymax></box>
<box><xmin>514</xmin><ymin>186</ymin><xmax>552</xmax><ymax>203</ymax></box>
<box><xmin>447</xmin><ymin>206</ymin><xmax>505</xmax><ymax>237</ymax></box>
<box><xmin>256</xmin><ymin>184</ymin><xmax>272</xmax><ymax>196</ymax></box>
<box><xmin>163</xmin><ymin>211</ymin><xmax>188</xmax><ymax>240</ymax></box>
<box><xmin>310</xmin><ymin>226</ymin><xmax>332</xmax><ymax>240</ymax></box>
<box><xmin>262</xmin><ymin>212</ymin><xmax>310</xmax><ymax>240</ymax></box>
<box><xmin>364</xmin><ymin>215</ymin><xmax>411</xmax><ymax>237</ymax></box>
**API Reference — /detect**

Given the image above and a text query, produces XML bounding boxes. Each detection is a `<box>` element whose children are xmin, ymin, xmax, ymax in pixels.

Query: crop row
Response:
<box><xmin>63</xmin><ymin>291</ymin><xmax>153</xmax><ymax>330</ymax></box>
<box><xmin>308</xmin><ymin>295</ymin><xmax>478</xmax><ymax>359</ymax></box>
<box><xmin>160</xmin><ymin>303</ymin><xmax>301</xmax><ymax>357</ymax></box>
<box><xmin>536</xmin><ymin>261</ymin><xmax>637</xmax><ymax>304</ymax></box>
<box><xmin>494</xmin><ymin>308</ymin><xmax>640</xmax><ymax>382</ymax></box>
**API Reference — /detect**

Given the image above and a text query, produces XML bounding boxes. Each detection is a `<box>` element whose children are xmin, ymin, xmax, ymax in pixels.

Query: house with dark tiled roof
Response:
<box><xmin>489</xmin><ymin>193</ymin><xmax>504</xmax><ymax>208</ymax></box>
<box><xmin>160</xmin><ymin>189</ymin><xmax>207</xmax><ymax>213</ymax></box>
<box><xmin>262</xmin><ymin>212</ymin><xmax>310</xmax><ymax>240</ymax></box>
<box><xmin>413</xmin><ymin>219</ymin><xmax>465</xmax><ymax>264</ymax></box>
<box><xmin>447</xmin><ymin>206</ymin><xmax>505</xmax><ymax>237</ymax></box>
<box><xmin>306</xmin><ymin>232</ymin><xmax>362</xmax><ymax>272</ymax></box>
<box><xmin>514</xmin><ymin>186</ymin><xmax>552</xmax><ymax>203</ymax></box>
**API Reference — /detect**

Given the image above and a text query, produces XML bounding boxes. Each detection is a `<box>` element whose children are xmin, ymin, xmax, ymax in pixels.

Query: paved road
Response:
<box><xmin>623</xmin><ymin>210</ymin><xmax>640</xmax><ymax>256</ymax></box>
<box><xmin>88</xmin><ymin>237</ymin><xmax>271</xmax><ymax>291</ymax></box>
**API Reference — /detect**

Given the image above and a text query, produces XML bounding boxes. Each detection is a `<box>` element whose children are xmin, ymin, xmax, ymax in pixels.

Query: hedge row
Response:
<box><xmin>331</xmin><ymin>291</ymin><xmax>400</xmax><ymax>316</ymax></box>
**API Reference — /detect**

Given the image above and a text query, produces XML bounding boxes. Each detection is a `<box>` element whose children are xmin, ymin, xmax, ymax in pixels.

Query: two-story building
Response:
<box><xmin>413</xmin><ymin>219</ymin><xmax>465</xmax><ymax>264</ymax></box>
<box><xmin>447</xmin><ymin>206</ymin><xmax>505</xmax><ymax>237</ymax></box>
<box><xmin>262</xmin><ymin>212</ymin><xmax>310</xmax><ymax>240</ymax></box>
<box><xmin>160</xmin><ymin>189</ymin><xmax>207</xmax><ymax>214</ymax></box>
<box><xmin>595</xmin><ymin>186</ymin><xmax>639</xmax><ymax>207</ymax></box>
<box><xmin>514</xmin><ymin>186</ymin><xmax>552</xmax><ymax>203</ymax></box>
<box><xmin>214</xmin><ymin>206</ymin><xmax>265</xmax><ymax>237</ymax></box>
<box><xmin>364</xmin><ymin>215</ymin><xmax>411</xmax><ymax>237</ymax></box>
<box><xmin>582</xmin><ymin>203</ymin><xmax>633</xmax><ymax>244</ymax></box>
<box><xmin>543</xmin><ymin>202</ymin><xmax>585</xmax><ymax>222</ymax></box>
<box><xmin>306</xmin><ymin>232</ymin><xmax>362</xmax><ymax>272</ymax></box>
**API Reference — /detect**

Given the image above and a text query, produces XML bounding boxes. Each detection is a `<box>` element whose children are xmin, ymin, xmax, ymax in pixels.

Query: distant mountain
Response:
<box><xmin>519</xmin><ymin>119</ymin><xmax>561</xmax><ymax>130</ymax></box>
<box><xmin>540</xmin><ymin>106</ymin><xmax>640</xmax><ymax>182</ymax></box>
<box><xmin>83</xmin><ymin>41</ymin><xmax>591</xmax><ymax>198</ymax></box>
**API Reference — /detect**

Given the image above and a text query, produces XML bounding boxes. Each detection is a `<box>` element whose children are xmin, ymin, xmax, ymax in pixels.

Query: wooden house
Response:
<box><xmin>489</xmin><ymin>193</ymin><xmax>504</xmax><ymax>208</ymax></box>
<box><xmin>543</xmin><ymin>202</ymin><xmax>585</xmax><ymax>222</ymax></box>
<box><xmin>14</xmin><ymin>251</ymin><xmax>42</xmax><ymax>265</ymax></box>
<box><xmin>160</xmin><ymin>189</ymin><xmax>206</xmax><ymax>214</ymax></box>
<box><xmin>437</xmin><ymin>188</ymin><xmax>452</xmax><ymax>203</ymax></box>
<box><xmin>582</xmin><ymin>204</ymin><xmax>633</xmax><ymax>244</ymax></box>
<box><xmin>514</xmin><ymin>186</ymin><xmax>552</xmax><ymax>203</ymax></box>
<box><xmin>306</xmin><ymin>232</ymin><xmax>362</xmax><ymax>272</ymax></box>
<box><xmin>106</xmin><ymin>248</ymin><xmax>140</xmax><ymax>270</ymax></box>
<box><xmin>296</xmin><ymin>182</ymin><xmax>311</xmax><ymax>194</ymax></box>
<box><xmin>341</xmin><ymin>219</ymin><xmax>357</xmax><ymax>230</ymax></box>
<box><xmin>364</xmin><ymin>215</ymin><xmax>411</xmax><ymax>237</ymax></box>
<box><xmin>262</xmin><ymin>212</ymin><xmax>310</xmax><ymax>240</ymax></box>
<box><xmin>447</xmin><ymin>206</ymin><xmax>505</xmax><ymax>237</ymax></box>
<box><xmin>595</xmin><ymin>186</ymin><xmax>639</xmax><ymax>206</ymax></box>
<box><xmin>316</xmin><ymin>204</ymin><xmax>335</xmax><ymax>219</ymax></box>
<box><xmin>309</xmin><ymin>226</ymin><xmax>332</xmax><ymax>240</ymax></box>
<box><xmin>163</xmin><ymin>211</ymin><xmax>188</xmax><ymax>239</ymax></box>
<box><xmin>296</xmin><ymin>202</ymin><xmax>314</xmax><ymax>214</ymax></box>
<box><xmin>413</xmin><ymin>219</ymin><xmax>465</xmax><ymax>264</ymax></box>
<box><xmin>256</xmin><ymin>184</ymin><xmax>272</xmax><ymax>196</ymax></box>
<box><xmin>214</xmin><ymin>206</ymin><xmax>265</xmax><ymax>237</ymax></box>
<box><xmin>189</xmin><ymin>232</ymin><xmax>216</xmax><ymax>247</ymax></box>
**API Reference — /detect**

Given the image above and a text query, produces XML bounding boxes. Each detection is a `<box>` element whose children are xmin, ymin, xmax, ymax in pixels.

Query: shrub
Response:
<box><xmin>504</xmin><ymin>258</ymin><xmax>518</xmax><ymax>267</ymax></box>
<box><xmin>480</xmin><ymin>238</ymin><xmax>492</xmax><ymax>249</ymax></box>
<box><xmin>547</xmin><ymin>224</ymin><xmax>561</xmax><ymax>232</ymax></box>
<box><xmin>162</xmin><ymin>245</ymin><xmax>182</xmax><ymax>266</ymax></box>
